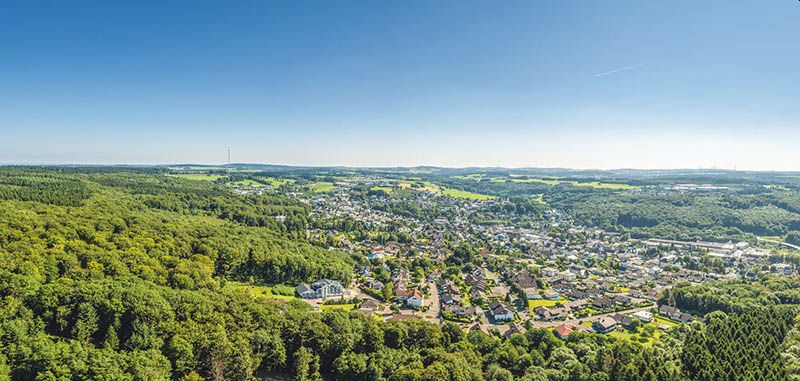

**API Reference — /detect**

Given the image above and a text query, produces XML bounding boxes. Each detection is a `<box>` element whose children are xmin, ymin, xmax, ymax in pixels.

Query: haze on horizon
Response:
<box><xmin>2</xmin><ymin>1</ymin><xmax>798</xmax><ymax>171</ymax></box>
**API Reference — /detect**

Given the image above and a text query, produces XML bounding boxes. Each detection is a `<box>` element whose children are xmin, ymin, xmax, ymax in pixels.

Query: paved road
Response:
<box><xmin>423</xmin><ymin>282</ymin><xmax>441</xmax><ymax>323</ymax></box>
<box><xmin>531</xmin><ymin>305</ymin><xmax>655</xmax><ymax>328</ymax></box>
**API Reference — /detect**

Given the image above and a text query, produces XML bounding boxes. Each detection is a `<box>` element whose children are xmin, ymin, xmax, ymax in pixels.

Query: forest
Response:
<box><xmin>0</xmin><ymin>167</ymin><xmax>799</xmax><ymax>380</ymax></box>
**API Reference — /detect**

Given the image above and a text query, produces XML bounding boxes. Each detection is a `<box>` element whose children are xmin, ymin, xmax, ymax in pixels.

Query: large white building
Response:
<box><xmin>297</xmin><ymin>279</ymin><xmax>345</xmax><ymax>299</ymax></box>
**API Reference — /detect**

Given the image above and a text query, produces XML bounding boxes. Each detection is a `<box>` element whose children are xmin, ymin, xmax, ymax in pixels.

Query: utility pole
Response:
<box><xmin>227</xmin><ymin>148</ymin><xmax>231</xmax><ymax>174</ymax></box>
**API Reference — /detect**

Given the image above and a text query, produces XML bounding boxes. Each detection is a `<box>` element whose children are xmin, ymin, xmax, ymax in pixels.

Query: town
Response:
<box><xmin>233</xmin><ymin>174</ymin><xmax>787</xmax><ymax>343</ymax></box>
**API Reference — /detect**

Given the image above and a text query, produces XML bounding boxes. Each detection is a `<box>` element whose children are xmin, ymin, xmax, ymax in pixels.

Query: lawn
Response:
<box><xmin>528</xmin><ymin>298</ymin><xmax>568</xmax><ymax>310</ymax></box>
<box><xmin>581</xmin><ymin>317</ymin><xmax>675</xmax><ymax>346</ymax></box>
<box><xmin>607</xmin><ymin>324</ymin><xmax>664</xmax><ymax>345</ymax></box>
<box><xmin>228</xmin><ymin>281</ymin><xmax>297</xmax><ymax>301</ymax></box>
<box><xmin>309</xmin><ymin>182</ymin><xmax>335</xmax><ymax>193</ymax></box>
<box><xmin>167</xmin><ymin>173</ymin><xmax>225</xmax><ymax>182</ymax></box>
<box><xmin>653</xmin><ymin>316</ymin><xmax>678</xmax><ymax>327</ymax></box>
<box><xmin>320</xmin><ymin>304</ymin><xmax>356</xmax><ymax>312</ymax></box>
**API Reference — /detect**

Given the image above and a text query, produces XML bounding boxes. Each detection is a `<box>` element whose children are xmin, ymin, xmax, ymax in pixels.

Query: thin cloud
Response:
<box><xmin>594</xmin><ymin>63</ymin><xmax>645</xmax><ymax>77</ymax></box>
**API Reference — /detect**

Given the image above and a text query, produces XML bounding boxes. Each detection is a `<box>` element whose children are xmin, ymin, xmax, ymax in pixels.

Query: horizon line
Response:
<box><xmin>0</xmin><ymin>162</ymin><xmax>795</xmax><ymax>174</ymax></box>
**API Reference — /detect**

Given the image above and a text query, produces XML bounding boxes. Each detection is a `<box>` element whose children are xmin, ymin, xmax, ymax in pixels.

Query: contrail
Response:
<box><xmin>594</xmin><ymin>63</ymin><xmax>645</xmax><ymax>77</ymax></box>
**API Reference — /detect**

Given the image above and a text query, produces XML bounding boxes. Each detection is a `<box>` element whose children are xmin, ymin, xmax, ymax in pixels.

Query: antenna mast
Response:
<box><xmin>227</xmin><ymin>148</ymin><xmax>231</xmax><ymax>174</ymax></box>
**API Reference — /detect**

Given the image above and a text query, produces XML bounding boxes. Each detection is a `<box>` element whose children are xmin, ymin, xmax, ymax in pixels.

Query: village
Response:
<box><xmin>246</xmin><ymin>177</ymin><xmax>786</xmax><ymax>340</ymax></box>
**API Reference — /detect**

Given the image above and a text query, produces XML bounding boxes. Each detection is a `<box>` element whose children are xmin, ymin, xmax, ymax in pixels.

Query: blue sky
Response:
<box><xmin>1</xmin><ymin>1</ymin><xmax>798</xmax><ymax>169</ymax></box>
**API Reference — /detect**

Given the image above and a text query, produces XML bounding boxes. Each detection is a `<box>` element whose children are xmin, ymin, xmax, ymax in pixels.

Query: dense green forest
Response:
<box><xmin>1</xmin><ymin>168</ymin><xmax>799</xmax><ymax>380</ymax></box>
<box><xmin>546</xmin><ymin>191</ymin><xmax>800</xmax><ymax>241</ymax></box>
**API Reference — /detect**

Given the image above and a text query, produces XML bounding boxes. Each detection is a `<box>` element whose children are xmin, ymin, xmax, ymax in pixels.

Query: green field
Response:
<box><xmin>509</xmin><ymin>178</ymin><xmax>637</xmax><ymax>189</ymax></box>
<box><xmin>320</xmin><ymin>303</ymin><xmax>356</xmax><ymax>311</ymax></box>
<box><xmin>167</xmin><ymin>173</ymin><xmax>226</xmax><ymax>182</ymax></box>
<box><xmin>528</xmin><ymin>298</ymin><xmax>568</xmax><ymax>309</ymax></box>
<box><xmin>261</xmin><ymin>176</ymin><xmax>296</xmax><ymax>187</ymax></box>
<box><xmin>230</xmin><ymin>179</ymin><xmax>264</xmax><ymax>187</ymax></box>
<box><xmin>229</xmin><ymin>282</ymin><xmax>297</xmax><ymax>301</ymax></box>
<box><xmin>441</xmin><ymin>187</ymin><xmax>495</xmax><ymax>200</ymax></box>
<box><xmin>454</xmin><ymin>174</ymin><xmax>637</xmax><ymax>190</ymax></box>
<box><xmin>370</xmin><ymin>186</ymin><xmax>394</xmax><ymax>193</ymax></box>
<box><xmin>309</xmin><ymin>181</ymin><xmax>335</xmax><ymax>193</ymax></box>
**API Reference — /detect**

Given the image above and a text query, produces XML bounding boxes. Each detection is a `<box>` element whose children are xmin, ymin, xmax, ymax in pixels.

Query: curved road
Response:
<box><xmin>758</xmin><ymin>237</ymin><xmax>800</xmax><ymax>251</ymax></box>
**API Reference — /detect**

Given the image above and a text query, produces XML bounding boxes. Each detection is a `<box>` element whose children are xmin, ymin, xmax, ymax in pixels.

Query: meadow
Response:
<box><xmin>309</xmin><ymin>181</ymin><xmax>336</xmax><ymax>193</ymax></box>
<box><xmin>166</xmin><ymin>173</ymin><xmax>226</xmax><ymax>181</ymax></box>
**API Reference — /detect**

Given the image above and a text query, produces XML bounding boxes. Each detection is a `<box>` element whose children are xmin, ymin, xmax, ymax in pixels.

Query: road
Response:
<box><xmin>757</xmin><ymin>237</ymin><xmax>800</xmax><ymax>251</ymax></box>
<box><xmin>423</xmin><ymin>282</ymin><xmax>441</xmax><ymax>323</ymax></box>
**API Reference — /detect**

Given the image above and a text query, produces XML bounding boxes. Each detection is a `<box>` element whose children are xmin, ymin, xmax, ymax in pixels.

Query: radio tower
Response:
<box><xmin>227</xmin><ymin>148</ymin><xmax>231</xmax><ymax>175</ymax></box>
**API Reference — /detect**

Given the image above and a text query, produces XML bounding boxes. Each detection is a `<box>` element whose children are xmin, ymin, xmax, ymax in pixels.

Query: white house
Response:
<box><xmin>489</xmin><ymin>301</ymin><xmax>515</xmax><ymax>322</ymax></box>
<box><xmin>632</xmin><ymin>311</ymin><xmax>653</xmax><ymax>323</ymax></box>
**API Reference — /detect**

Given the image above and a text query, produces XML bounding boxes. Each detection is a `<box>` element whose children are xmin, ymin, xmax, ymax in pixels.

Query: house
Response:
<box><xmin>311</xmin><ymin>279</ymin><xmax>345</xmax><ymax>298</ymax></box>
<box><xmin>361</xmin><ymin>299</ymin><xmax>383</xmax><ymax>311</ymax></box>
<box><xmin>632</xmin><ymin>311</ymin><xmax>653</xmax><ymax>323</ymax></box>
<box><xmin>591</xmin><ymin>298</ymin><xmax>614</xmax><ymax>309</ymax></box>
<box><xmin>504</xmin><ymin>323</ymin><xmax>526</xmax><ymax>338</ymax></box>
<box><xmin>363</xmin><ymin>279</ymin><xmax>384</xmax><ymax>290</ymax></box>
<box><xmin>444</xmin><ymin>305</ymin><xmax>478</xmax><ymax>320</ymax></box>
<box><xmin>512</xmin><ymin>272</ymin><xmax>537</xmax><ymax>289</ymax></box>
<box><xmin>659</xmin><ymin>305</ymin><xmax>693</xmax><ymax>323</ymax></box>
<box><xmin>469</xmin><ymin>322</ymin><xmax>490</xmax><ymax>335</ymax></box>
<box><xmin>440</xmin><ymin>292</ymin><xmax>462</xmax><ymax>305</ymax></box>
<box><xmin>565</xmin><ymin>290</ymin><xmax>589</xmax><ymax>301</ymax></box>
<box><xmin>523</xmin><ymin>287</ymin><xmax>542</xmax><ymax>300</ymax></box>
<box><xmin>297</xmin><ymin>279</ymin><xmax>345</xmax><ymax>299</ymax></box>
<box><xmin>393</xmin><ymin>268</ymin><xmax>410</xmax><ymax>282</ymax></box>
<box><xmin>358</xmin><ymin>299</ymin><xmax>384</xmax><ymax>315</ymax></box>
<box><xmin>489</xmin><ymin>301</ymin><xmax>515</xmax><ymax>322</ymax></box>
<box><xmin>542</xmin><ymin>290</ymin><xmax>560</xmax><ymax>300</ymax></box>
<box><xmin>395</xmin><ymin>288</ymin><xmax>423</xmax><ymax>306</ymax></box>
<box><xmin>296</xmin><ymin>284</ymin><xmax>316</xmax><ymax>299</ymax></box>
<box><xmin>565</xmin><ymin>300</ymin><xmax>588</xmax><ymax>311</ymax></box>
<box><xmin>554</xmin><ymin>324</ymin><xmax>576</xmax><ymax>340</ymax></box>
<box><xmin>611</xmin><ymin>313</ymin><xmax>635</xmax><ymax>328</ymax></box>
<box><xmin>612</xmin><ymin>295</ymin><xmax>632</xmax><ymax>306</ymax></box>
<box><xmin>593</xmin><ymin>317</ymin><xmax>617</xmax><ymax>333</ymax></box>
<box><xmin>534</xmin><ymin>306</ymin><xmax>554</xmax><ymax>321</ymax></box>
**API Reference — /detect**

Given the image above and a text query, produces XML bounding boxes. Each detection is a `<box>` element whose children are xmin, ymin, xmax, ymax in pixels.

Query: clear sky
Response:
<box><xmin>2</xmin><ymin>1</ymin><xmax>798</xmax><ymax>170</ymax></box>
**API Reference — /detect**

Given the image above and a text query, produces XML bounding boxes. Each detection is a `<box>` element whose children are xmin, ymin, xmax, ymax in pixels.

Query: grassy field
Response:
<box><xmin>320</xmin><ymin>304</ymin><xmax>356</xmax><ymax>312</ymax></box>
<box><xmin>309</xmin><ymin>182</ymin><xmax>335</xmax><ymax>193</ymax></box>
<box><xmin>228</xmin><ymin>281</ymin><xmax>297</xmax><ymax>301</ymax></box>
<box><xmin>230</xmin><ymin>179</ymin><xmax>264</xmax><ymax>187</ymax></box>
<box><xmin>370</xmin><ymin>186</ymin><xmax>394</xmax><ymax>193</ymax></box>
<box><xmin>528</xmin><ymin>298</ymin><xmax>568</xmax><ymax>309</ymax></box>
<box><xmin>259</xmin><ymin>177</ymin><xmax>295</xmax><ymax>188</ymax></box>
<box><xmin>167</xmin><ymin>173</ymin><xmax>226</xmax><ymax>182</ymax></box>
<box><xmin>441</xmin><ymin>187</ymin><xmax>495</xmax><ymax>200</ymax></box>
<box><xmin>509</xmin><ymin>178</ymin><xmax>638</xmax><ymax>189</ymax></box>
<box><xmin>454</xmin><ymin>174</ymin><xmax>637</xmax><ymax>190</ymax></box>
